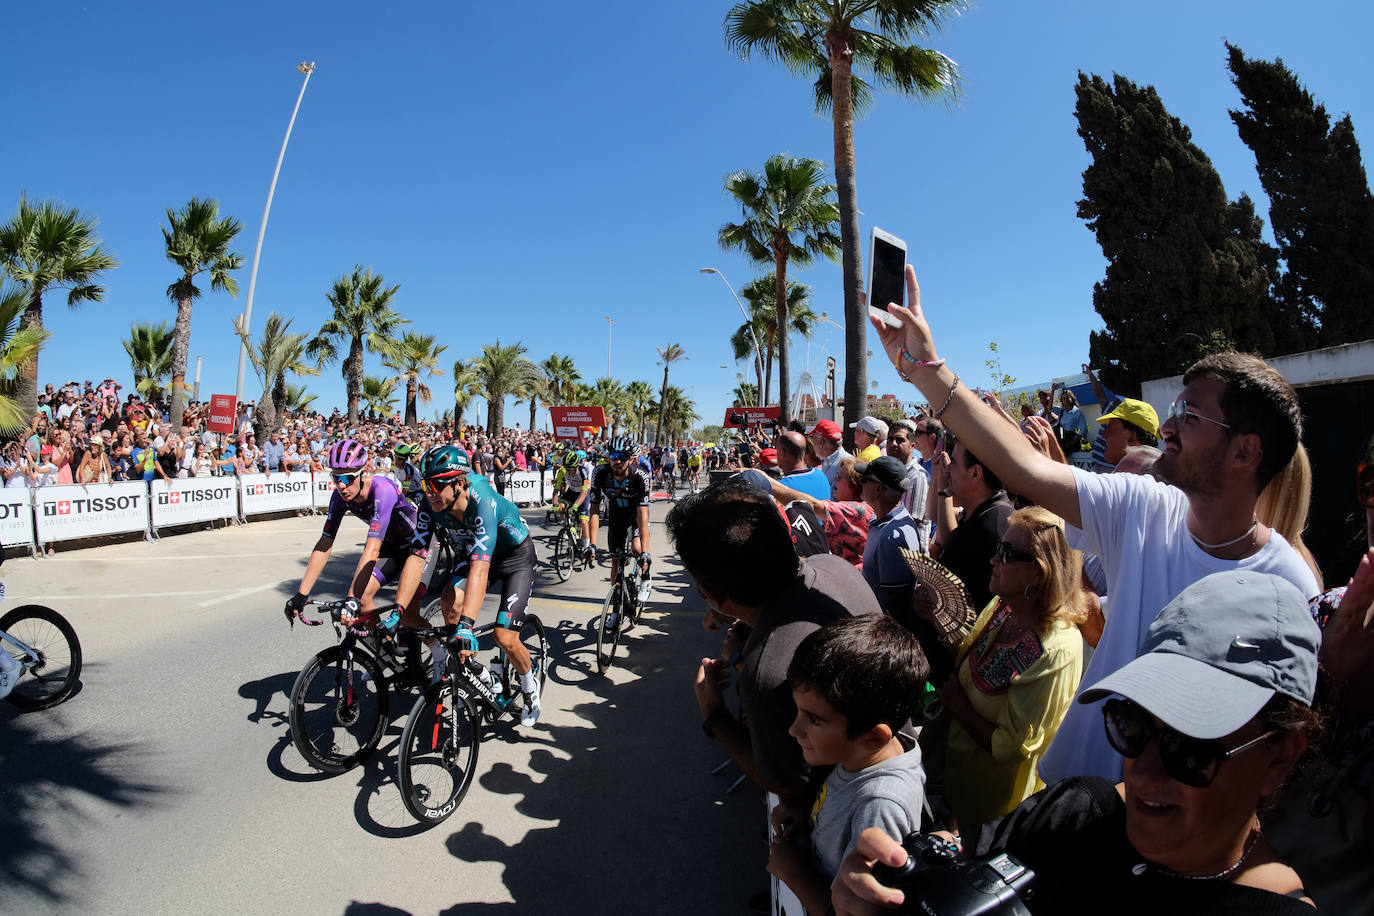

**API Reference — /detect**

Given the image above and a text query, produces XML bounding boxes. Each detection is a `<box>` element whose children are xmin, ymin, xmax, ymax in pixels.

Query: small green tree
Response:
<box><xmin>361</xmin><ymin>375</ymin><xmax>399</xmax><ymax>418</ymax></box>
<box><xmin>123</xmin><ymin>321</ymin><xmax>176</xmax><ymax>404</ymax></box>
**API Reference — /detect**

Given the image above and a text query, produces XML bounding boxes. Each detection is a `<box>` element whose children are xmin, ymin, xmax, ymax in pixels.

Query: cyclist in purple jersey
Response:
<box><xmin>285</xmin><ymin>439</ymin><xmax>430</xmax><ymax>629</ymax></box>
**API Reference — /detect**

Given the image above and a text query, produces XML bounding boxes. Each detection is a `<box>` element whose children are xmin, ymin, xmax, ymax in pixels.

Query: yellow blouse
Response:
<box><xmin>943</xmin><ymin>598</ymin><xmax>1083</xmax><ymax>829</ymax></box>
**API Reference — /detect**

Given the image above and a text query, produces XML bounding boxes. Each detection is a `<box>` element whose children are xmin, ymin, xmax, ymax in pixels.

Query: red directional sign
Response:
<box><xmin>207</xmin><ymin>394</ymin><xmax>237</xmax><ymax>434</ymax></box>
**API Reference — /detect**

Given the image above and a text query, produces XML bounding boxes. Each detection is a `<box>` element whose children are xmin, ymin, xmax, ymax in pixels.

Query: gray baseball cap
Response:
<box><xmin>1079</xmin><ymin>571</ymin><xmax>1320</xmax><ymax>739</ymax></box>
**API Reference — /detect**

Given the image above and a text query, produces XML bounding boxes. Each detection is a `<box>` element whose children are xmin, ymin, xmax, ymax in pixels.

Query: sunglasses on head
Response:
<box><xmin>332</xmin><ymin>473</ymin><xmax>358</xmax><ymax>488</ymax></box>
<box><xmin>995</xmin><ymin>539</ymin><xmax>1037</xmax><ymax>565</ymax></box>
<box><xmin>1168</xmin><ymin>397</ymin><xmax>1230</xmax><ymax>430</ymax></box>
<box><xmin>1102</xmin><ymin>698</ymin><xmax>1277</xmax><ymax>788</ymax></box>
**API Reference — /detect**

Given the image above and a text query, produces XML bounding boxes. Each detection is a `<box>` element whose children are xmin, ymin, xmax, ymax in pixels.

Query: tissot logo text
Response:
<box><xmin>45</xmin><ymin>495</ymin><xmax>141</xmax><ymax>516</ymax></box>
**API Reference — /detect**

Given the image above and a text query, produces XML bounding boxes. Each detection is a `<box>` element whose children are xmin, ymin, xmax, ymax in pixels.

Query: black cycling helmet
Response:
<box><xmin>608</xmin><ymin>435</ymin><xmax>635</xmax><ymax>459</ymax></box>
<box><xmin>419</xmin><ymin>444</ymin><xmax>471</xmax><ymax>486</ymax></box>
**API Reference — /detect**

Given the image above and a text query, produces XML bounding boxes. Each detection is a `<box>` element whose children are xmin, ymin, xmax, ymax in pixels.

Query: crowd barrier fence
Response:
<box><xmin>2</xmin><ymin>468</ymin><xmax>563</xmax><ymax>555</ymax></box>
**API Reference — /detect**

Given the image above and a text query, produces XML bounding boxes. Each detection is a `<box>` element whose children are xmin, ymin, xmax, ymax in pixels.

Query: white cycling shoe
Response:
<box><xmin>520</xmin><ymin>680</ymin><xmax>541</xmax><ymax>727</ymax></box>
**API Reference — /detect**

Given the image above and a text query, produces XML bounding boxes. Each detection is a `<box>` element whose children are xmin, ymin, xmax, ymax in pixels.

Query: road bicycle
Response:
<box><xmin>652</xmin><ymin>468</ymin><xmax>677</xmax><ymax>500</ymax></box>
<box><xmin>287</xmin><ymin>596</ymin><xmax>443</xmax><ymax>774</ymax></box>
<box><xmin>0</xmin><ymin>584</ymin><xmax>82</xmax><ymax>710</ymax></box>
<box><xmin>547</xmin><ymin>504</ymin><xmax>593</xmax><ymax>583</ymax></box>
<box><xmin>395</xmin><ymin>616</ymin><xmax>549</xmax><ymax>824</ymax></box>
<box><xmin>595</xmin><ymin>527</ymin><xmax>650</xmax><ymax>673</ymax></box>
<box><xmin>287</xmin><ymin>533</ymin><xmax>458</xmax><ymax>774</ymax></box>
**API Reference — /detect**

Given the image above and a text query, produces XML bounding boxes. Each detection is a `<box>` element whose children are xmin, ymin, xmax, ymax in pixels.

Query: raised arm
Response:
<box><xmin>871</xmin><ymin>266</ymin><xmax>1081</xmax><ymax>528</ymax></box>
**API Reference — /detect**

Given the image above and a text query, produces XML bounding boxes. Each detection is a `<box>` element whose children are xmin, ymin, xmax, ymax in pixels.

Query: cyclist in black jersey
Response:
<box><xmin>588</xmin><ymin>435</ymin><xmax>652</xmax><ymax>601</ymax></box>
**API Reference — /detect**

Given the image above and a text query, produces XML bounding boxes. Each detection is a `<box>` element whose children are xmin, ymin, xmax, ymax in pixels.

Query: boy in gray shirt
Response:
<box><xmin>768</xmin><ymin>615</ymin><xmax>930</xmax><ymax>913</ymax></box>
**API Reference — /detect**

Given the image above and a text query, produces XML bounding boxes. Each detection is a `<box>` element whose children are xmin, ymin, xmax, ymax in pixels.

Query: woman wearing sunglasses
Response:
<box><xmin>834</xmin><ymin>570</ymin><xmax>1321</xmax><ymax>914</ymax></box>
<box><xmin>936</xmin><ymin>506</ymin><xmax>1086</xmax><ymax>836</ymax></box>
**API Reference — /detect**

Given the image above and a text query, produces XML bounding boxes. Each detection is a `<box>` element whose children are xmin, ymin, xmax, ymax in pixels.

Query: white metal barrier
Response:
<box><xmin>238</xmin><ymin>472</ymin><xmax>314</xmax><ymax>518</ymax></box>
<box><xmin>0</xmin><ymin>487</ymin><xmax>36</xmax><ymax>552</ymax></box>
<box><xmin>151</xmin><ymin>478</ymin><xmax>238</xmax><ymax>532</ymax></box>
<box><xmin>34</xmin><ymin>482</ymin><xmax>152</xmax><ymax>547</ymax></box>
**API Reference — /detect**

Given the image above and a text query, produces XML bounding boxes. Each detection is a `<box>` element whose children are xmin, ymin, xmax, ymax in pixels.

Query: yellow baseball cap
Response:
<box><xmin>1097</xmin><ymin>398</ymin><xmax>1159</xmax><ymax>437</ymax></box>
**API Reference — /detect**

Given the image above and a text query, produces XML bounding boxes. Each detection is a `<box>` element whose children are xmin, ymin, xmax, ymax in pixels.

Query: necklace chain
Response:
<box><xmin>1190</xmin><ymin>519</ymin><xmax>1258</xmax><ymax>551</ymax></box>
<box><xmin>1133</xmin><ymin>823</ymin><xmax>1262</xmax><ymax>881</ymax></box>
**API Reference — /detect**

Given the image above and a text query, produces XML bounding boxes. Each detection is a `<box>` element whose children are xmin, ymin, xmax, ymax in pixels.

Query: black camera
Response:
<box><xmin>871</xmin><ymin>832</ymin><xmax>1034</xmax><ymax>915</ymax></box>
<box><xmin>726</xmin><ymin>411</ymin><xmax>748</xmax><ymax>427</ymax></box>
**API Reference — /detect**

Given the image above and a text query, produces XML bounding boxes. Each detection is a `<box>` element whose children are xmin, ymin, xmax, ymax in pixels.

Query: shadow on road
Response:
<box><xmin>0</xmin><ymin>704</ymin><xmax>164</xmax><ymax>904</ymax></box>
<box><xmin>431</xmin><ymin>595</ymin><xmax>764</xmax><ymax>913</ymax></box>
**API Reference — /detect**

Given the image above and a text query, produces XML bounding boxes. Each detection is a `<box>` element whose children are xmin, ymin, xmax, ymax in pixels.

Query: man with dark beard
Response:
<box><xmin>869</xmin><ymin>267</ymin><xmax>1320</xmax><ymax>785</ymax></box>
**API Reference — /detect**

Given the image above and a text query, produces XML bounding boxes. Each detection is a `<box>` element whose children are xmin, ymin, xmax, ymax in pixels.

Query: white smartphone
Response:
<box><xmin>868</xmin><ymin>227</ymin><xmax>906</xmax><ymax>328</ymax></box>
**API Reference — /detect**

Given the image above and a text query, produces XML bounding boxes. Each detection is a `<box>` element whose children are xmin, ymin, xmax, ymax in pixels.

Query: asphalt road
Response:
<box><xmin>0</xmin><ymin>498</ymin><xmax>765</xmax><ymax>915</ymax></box>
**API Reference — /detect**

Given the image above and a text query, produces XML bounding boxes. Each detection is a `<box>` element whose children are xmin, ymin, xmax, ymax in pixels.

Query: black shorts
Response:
<box><xmin>607</xmin><ymin>512</ymin><xmax>648</xmax><ymax>556</ymax></box>
<box><xmin>449</xmin><ymin>536</ymin><xmax>535</xmax><ymax>632</ymax></box>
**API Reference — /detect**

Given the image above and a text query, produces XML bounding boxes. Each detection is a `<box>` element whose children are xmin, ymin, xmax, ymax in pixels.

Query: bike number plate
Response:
<box><xmin>0</xmin><ymin>582</ymin><xmax>7</xmax><ymax>600</ymax></box>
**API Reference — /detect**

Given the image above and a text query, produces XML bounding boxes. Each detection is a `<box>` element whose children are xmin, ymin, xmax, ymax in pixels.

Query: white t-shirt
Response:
<box><xmin>1038</xmin><ymin>469</ymin><xmax>1320</xmax><ymax>785</ymax></box>
<box><xmin>901</xmin><ymin>456</ymin><xmax>929</xmax><ymax>522</ymax></box>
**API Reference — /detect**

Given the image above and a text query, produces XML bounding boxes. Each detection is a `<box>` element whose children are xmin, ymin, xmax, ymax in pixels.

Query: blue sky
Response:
<box><xmin>6</xmin><ymin>1</ymin><xmax>1372</xmax><ymax>431</ymax></box>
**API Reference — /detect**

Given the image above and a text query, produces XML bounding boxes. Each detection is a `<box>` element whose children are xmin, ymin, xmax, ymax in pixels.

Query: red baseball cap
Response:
<box><xmin>806</xmin><ymin>419</ymin><xmax>842</xmax><ymax>442</ymax></box>
<box><xmin>759</xmin><ymin>448</ymin><xmax>779</xmax><ymax>467</ymax></box>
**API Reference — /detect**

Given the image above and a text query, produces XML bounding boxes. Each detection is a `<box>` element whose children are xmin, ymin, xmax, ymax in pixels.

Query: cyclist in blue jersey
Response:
<box><xmin>394</xmin><ymin>444</ymin><xmax>543</xmax><ymax>726</ymax></box>
<box><xmin>284</xmin><ymin>438</ymin><xmax>431</xmax><ymax>629</ymax></box>
<box><xmin>588</xmin><ymin>435</ymin><xmax>652</xmax><ymax>626</ymax></box>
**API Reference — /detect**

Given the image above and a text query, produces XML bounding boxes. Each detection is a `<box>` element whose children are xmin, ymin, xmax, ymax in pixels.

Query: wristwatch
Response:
<box><xmin>701</xmin><ymin>707</ymin><xmax>730</xmax><ymax>740</ymax></box>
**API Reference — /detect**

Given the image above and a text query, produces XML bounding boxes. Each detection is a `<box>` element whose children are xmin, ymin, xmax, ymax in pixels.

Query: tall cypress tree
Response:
<box><xmin>1227</xmin><ymin>43</ymin><xmax>1374</xmax><ymax>348</ymax></box>
<box><xmin>1075</xmin><ymin>72</ymin><xmax>1279</xmax><ymax>393</ymax></box>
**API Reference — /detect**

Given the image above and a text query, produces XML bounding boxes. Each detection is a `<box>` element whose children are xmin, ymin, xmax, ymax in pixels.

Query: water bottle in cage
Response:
<box><xmin>469</xmin><ymin>658</ymin><xmax>496</xmax><ymax>691</ymax></box>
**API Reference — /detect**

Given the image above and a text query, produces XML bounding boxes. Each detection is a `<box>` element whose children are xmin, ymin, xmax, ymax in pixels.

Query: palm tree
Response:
<box><xmin>657</xmin><ymin>385</ymin><xmax>699</xmax><ymax>444</ymax></box>
<box><xmin>382</xmin><ymin>330</ymin><xmax>447</xmax><ymax>428</ymax></box>
<box><xmin>283</xmin><ymin>383</ymin><xmax>317</xmax><ymax>416</ymax></box>
<box><xmin>306</xmin><ymin>266</ymin><xmax>407</xmax><ymax>425</ymax></box>
<box><xmin>473</xmin><ymin>340</ymin><xmax>538</xmax><ymax>436</ymax></box>
<box><xmin>539</xmin><ymin>353</ymin><xmax>581</xmax><ymax>407</ymax></box>
<box><xmin>587</xmin><ymin>377</ymin><xmax>629</xmax><ymax>437</ymax></box>
<box><xmin>451</xmin><ymin>359</ymin><xmax>482</xmax><ymax>431</ymax></box>
<box><xmin>237</xmin><ymin>313</ymin><xmax>320</xmax><ymax>440</ymax></box>
<box><xmin>731</xmin><ymin>382</ymin><xmax>759</xmax><ymax>406</ymax></box>
<box><xmin>725</xmin><ymin>1</ymin><xmax>965</xmax><ymax>436</ymax></box>
<box><xmin>0</xmin><ymin>195</ymin><xmax>118</xmax><ymax>417</ymax></box>
<box><xmin>719</xmin><ymin>154</ymin><xmax>840</xmax><ymax>421</ymax></box>
<box><xmin>624</xmin><ymin>380</ymin><xmax>656</xmax><ymax>441</ymax></box>
<box><xmin>654</xmin><ymin>344</ymin><xmax>687</xmax><ymax>445</ymax></box>
<box><xmin>0</xmin><ymin>284</ymin><xmax>51</xmax><ymax>433</ymax></box>
<box><xmin>162</xmin><ymin>197</ymin><xmax>244</xmax><ymax>430</ymax></box>
<box><xmin>122</xmin><ymin>321</ymin><xmax>176</xmax><ymax>403</ymax></box>
<box><xmin>517</xmin><ymin>374</ymin><xmax>551</xmax><ymax>434</ymax></box>
<box><xmin>361</xmin><ymin>375</ymin><xmax>399</xmax><ymax>419</ymax></box>
<box><xmin>735</xmin><ymin>275</ymin><xmax>817</xmax><ymax>403</ymax></box>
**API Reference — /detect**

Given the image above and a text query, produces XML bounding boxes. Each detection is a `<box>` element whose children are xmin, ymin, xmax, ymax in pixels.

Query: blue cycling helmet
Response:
<box><xmin>608</xmin><ymin>436</ymin><xmax>635</xmax><ymax>459</ymax></box>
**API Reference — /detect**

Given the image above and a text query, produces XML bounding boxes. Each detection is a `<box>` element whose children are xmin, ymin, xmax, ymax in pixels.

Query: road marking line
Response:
<box><xmin>39</xmin><ymin>552</ymin><xmax>295</xmax><ymax>562</ymax></box>
<box><xmin>7</xmin><ymin>589</ymin><xmax>223</xmax><ymax>600</ymax></box>
<box><xmin>196</xmin><ymin>581</ymin><xmax>283</xmax><ymax>608</ymax></box>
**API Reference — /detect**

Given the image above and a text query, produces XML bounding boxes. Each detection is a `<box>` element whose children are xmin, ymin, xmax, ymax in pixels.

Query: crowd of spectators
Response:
<box><xmin>668</xmin><ymin>302</ymin><xmax>1373</xmax><ymax>913</ymax></box>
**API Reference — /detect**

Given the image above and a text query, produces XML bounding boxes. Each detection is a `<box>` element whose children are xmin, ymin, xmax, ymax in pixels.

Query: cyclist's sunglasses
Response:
<box><xmin>1102</xmin><ymin>698</ymin><xmax>1277</xmax><ymax>788</ymax></box>
<box><xmin>608</xmin><ymin>451</ymin><xmax>632</xmax><ymax>462</ymax></box>
<box><xmin>994</xmin><ymin>539</ymin><xmax>1037</xmax><ymax>565</ymax></box>
<box><xmin>422</xmin><ymin>477</ymin><xmax>453</xmax><ymax>495</ymax></box>
<box><xmin>332</xmin><ymin>473</ymin><xmax>358</xmax><ymax>488</ymax></box>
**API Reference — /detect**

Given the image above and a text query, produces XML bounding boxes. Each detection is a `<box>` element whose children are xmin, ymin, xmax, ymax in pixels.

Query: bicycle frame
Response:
<box><xmin>0</xmin><ymin>628</ymin><xmax>38</xmax><ymax>664</ymax></box>
<box><xmin>412</xmin><ymin>621</ymin><xmax>519</xmax><ymax>721</ymax></box>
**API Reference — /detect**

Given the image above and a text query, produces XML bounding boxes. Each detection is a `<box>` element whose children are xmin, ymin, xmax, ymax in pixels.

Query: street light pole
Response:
<box><xmin>699</xmin><ymin>268</ymin><xmax>765</xmax><ymax>407</ymax></box>
<box><xmin>604</xmin><ymin>316</ymin><xmax>613</xmax><ymax>378</ymax></box>
<box><xmin>235</xmin><ymin>60</ymin><xmax>316</xmax><ymax>408</ymax></box>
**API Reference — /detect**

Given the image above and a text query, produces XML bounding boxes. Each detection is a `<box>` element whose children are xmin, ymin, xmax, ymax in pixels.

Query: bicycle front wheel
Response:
<box><xmin>1</xmin><ymin>605</ymin><xmax>82</xmax><ymax>710</ymax></box>
<box><xmin>288</xmin><ymin>644</ymin><xmax>388</xmax><ymax>774</ymax></box>
<box><xmin>596</xmin><ymin>583</ymin><xmax>624</xmax><ymax>674</ymax></box>
<box><xmin>397</xmin><ymin>681</ymin><xmax>481</xmax><ymax>824</ymax></box>
<box><xmin>551</xmin><ymin>528</ymin><xmax>573</xmax><ymax>583</ymax></box>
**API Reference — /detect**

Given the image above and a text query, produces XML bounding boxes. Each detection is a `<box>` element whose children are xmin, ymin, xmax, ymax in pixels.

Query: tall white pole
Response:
<box><xmin>235</xmin><ymin>61</ymin><xmax>316</xmax><ymax>406</ymax></box>
<box><xmin>699</xmin><ymin>268</ymin><xmax>766</xmax><ymax>406</ymax></box>
<box><xmin>193</xmin><ymin>355</ymin><xmax>203</xmax><ymax>402</ymax></box>
<box><xmin>604</xmin><ymin>316</ymin><xmax>613</xmax><ymax>378</ymax></box>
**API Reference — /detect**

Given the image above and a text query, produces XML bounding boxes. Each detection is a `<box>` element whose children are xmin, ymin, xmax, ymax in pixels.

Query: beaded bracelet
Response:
<box><xmin>897</xmin><ymin>349</ymin><xmax>945</xmax><ymax>381</ymax></box>
<box><xmin>930</xmin><ymin>373</ymin><xmax>960</xmax><ymax>419</ymax></box>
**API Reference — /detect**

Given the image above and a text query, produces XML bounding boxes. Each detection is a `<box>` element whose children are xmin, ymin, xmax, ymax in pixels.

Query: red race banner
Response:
<box><xmin>207</xmin><ymin>394</ymin><xmax>237</xmax><ymax>434</ymax></box>
<box><xmin>550</xmin><ymin>406</ymin><xmax>606</xmax><ymax>440</ymax></box>
<box><xmin>722</xmin><ymin>405</ymin><xmax>781</xmax><ymax>428</ymax></box>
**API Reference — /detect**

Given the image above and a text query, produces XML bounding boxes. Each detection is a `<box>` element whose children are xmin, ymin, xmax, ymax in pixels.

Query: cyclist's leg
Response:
<box><xmin>360</xmin><ymin>559</ymin><xmax>391</xmax><ymax>617</ymax></box>
<box><xmin>491</xmin><ymin>539</ymin><xmax>535</xmax><ymax>675</ymax></box>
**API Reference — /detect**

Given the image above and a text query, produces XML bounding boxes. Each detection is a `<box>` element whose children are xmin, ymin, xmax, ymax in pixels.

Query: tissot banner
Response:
<box><xmin>35</xmin><ymin>482</ymin><xmax>149</xmax><ymax>542</ymax></box>
<box><xmin>238</xmin><ymin>473</ymin><xmax>313</xmax><ymax>516</ymax></box>
<box><xmin>0</xmin><ymin>488</ymin><xmax>34</xmax><ymax>548</ymax></box>
<box><xmin>151</xmin><ymin>478</ymin><xmax>238</xmax><ymax>527</ymax></box>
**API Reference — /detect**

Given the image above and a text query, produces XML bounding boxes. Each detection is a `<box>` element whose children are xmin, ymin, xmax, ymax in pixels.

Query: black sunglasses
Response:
<box><xmin>995</xmin><ymin>539</ymin><xmax>1037</xmax><ymax>565</ymax></box>
<box><xmin>1102</xmin><ymin>698</ymin><xmax>1277</xmax><ymax>788</ymax></box>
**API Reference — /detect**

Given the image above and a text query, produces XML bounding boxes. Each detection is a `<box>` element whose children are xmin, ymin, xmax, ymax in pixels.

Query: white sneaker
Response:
<box><xmin>520</xmin><ymin>680</ymin><xmax>541</xmax><ymax>727</ymax></box>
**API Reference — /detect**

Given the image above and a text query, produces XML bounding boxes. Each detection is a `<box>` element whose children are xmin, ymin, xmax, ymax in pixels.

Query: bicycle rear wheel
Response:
<box><xmin>397</xmin><ymin>681</ymin><xmax>481</xmax><ymax>824</ymax></box>
<box><xmin>551</xmin><ymin>527</ymin><xmax>573</xmax><ymax>583</ymax></box>
<box><xmin>288</xmin><ymin>644</ymin><xmax>388</xmax><ymax>774</ymax></box>
<box><xmin>1</xmin><ymin>605</ymin><xmax>82</xmax><ymax>710</ymax></box>
<box><xmin>505</xmin><ymin>614</ymin><xmax>548</xmax><ymax>721</ymax></box>
<box><xmin>596</xmin><ymin>583</ymin><xmax>624</xmax><ymax>673</ymax></box>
